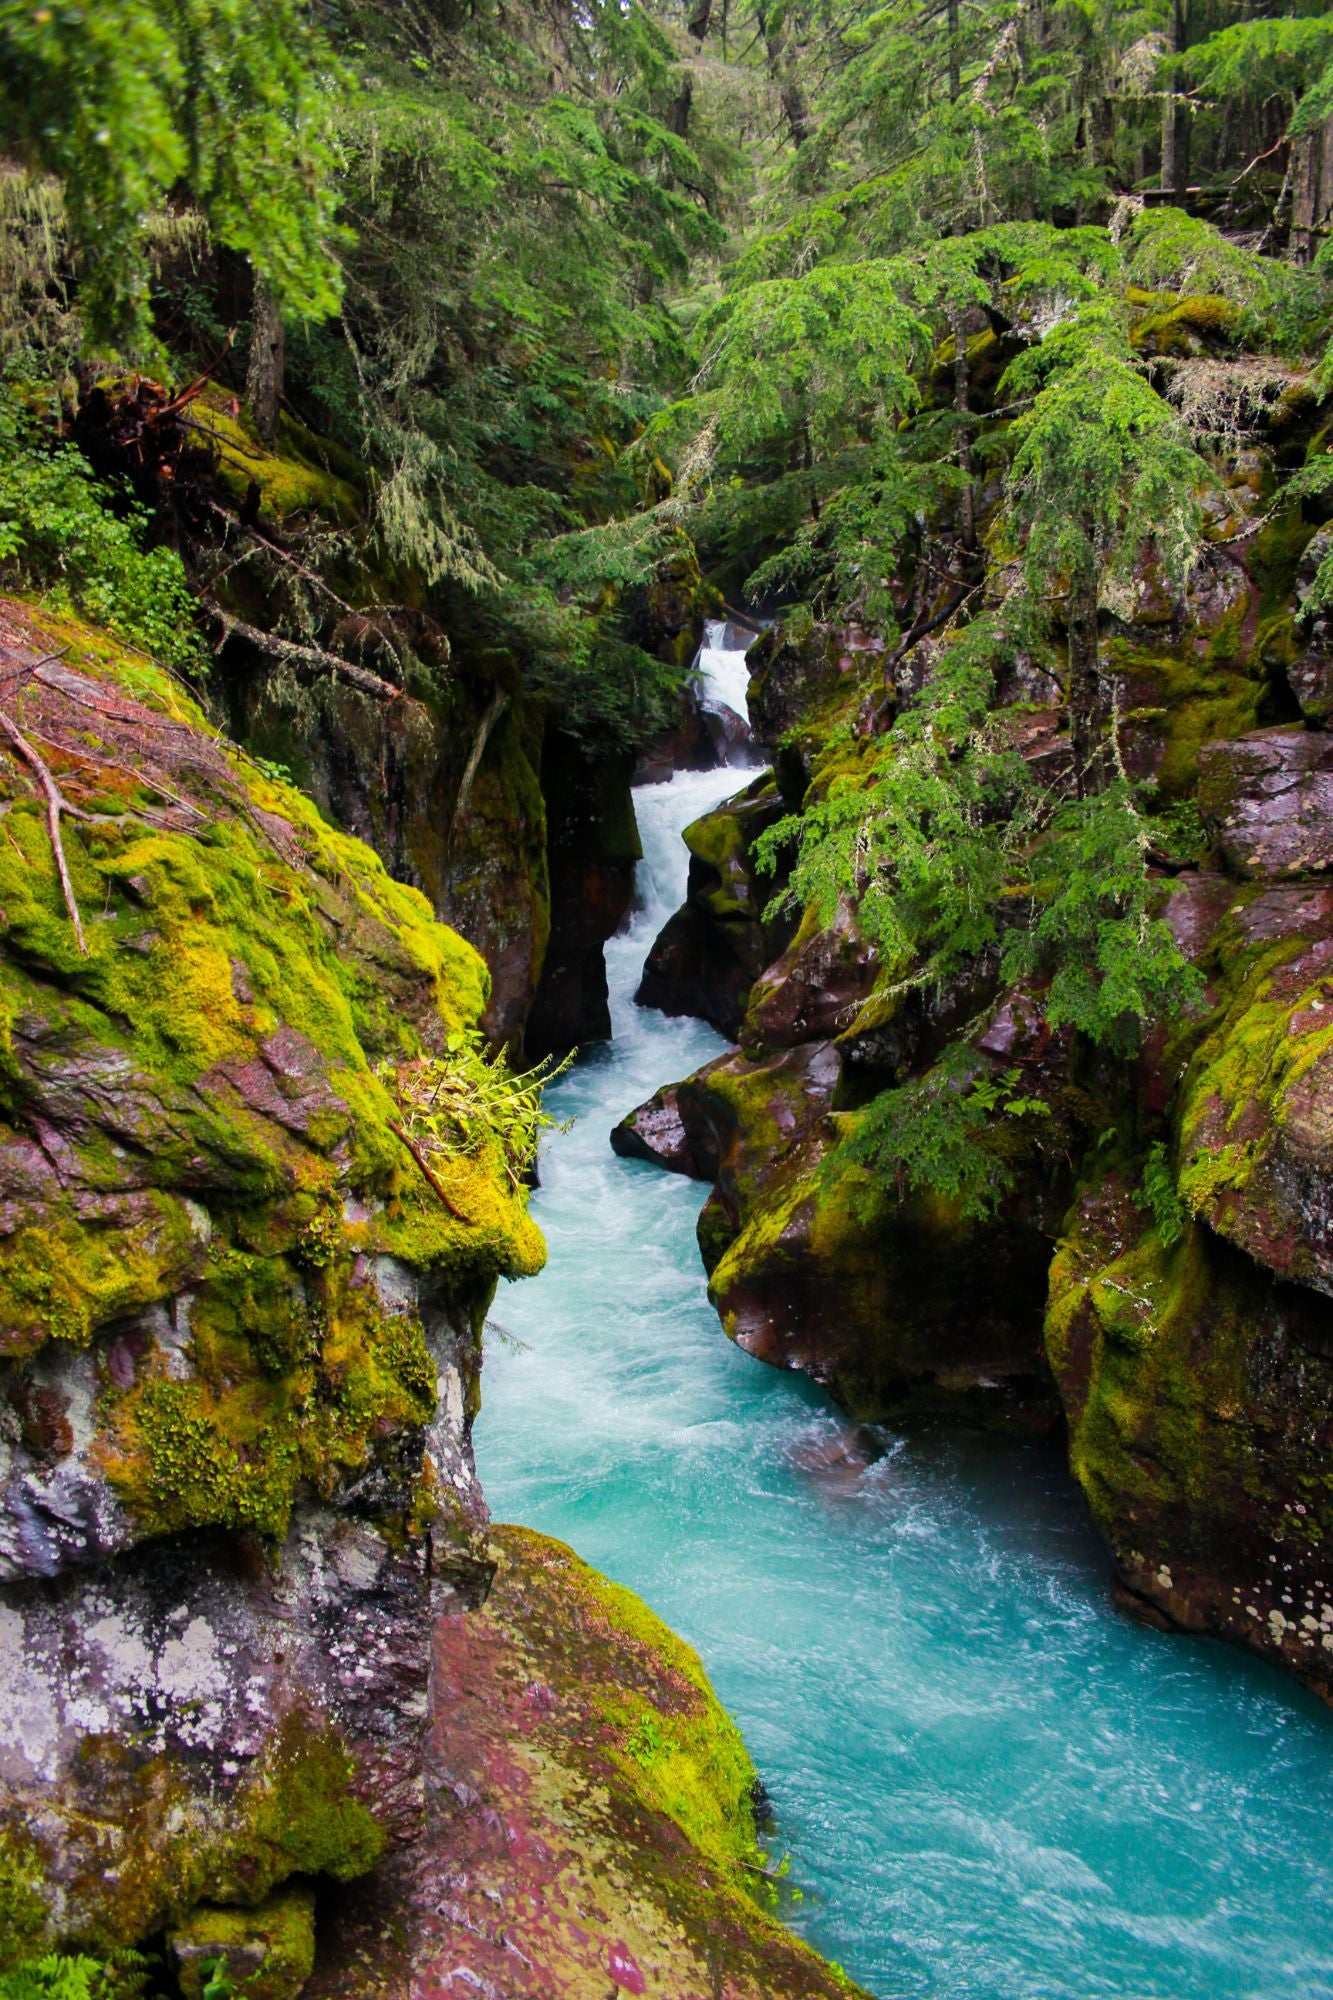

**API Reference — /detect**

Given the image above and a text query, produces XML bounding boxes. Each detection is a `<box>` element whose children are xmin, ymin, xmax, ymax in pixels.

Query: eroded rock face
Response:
<box><xmin>1046</xmin><ymin>1173</ymin><xmax>1333</xmax><ymax>1700</ymax></box>
<box><xmin>610</xmin><ymin>1084</ymin><xmax>715</xmax><ymax>1179</ymax></box>
<box><xmin>1199</xmin><ymin>726</ymin><xmax>1333</xmax><ymax>879</ymax></box>
<box><xmin>524</xmin><ymin>740</ymin><xmax>640</xmax><ymax>1060</ymax></box>
<box><xmin>1177</xmin><ymin>887</ymin><xmax>1333</xmax><ymax>1296</ymax></box>
<box><xmin>747</xmin><ymin>621</ymin><xmax>883</xmax><ymax>752</ymax></box>
<box><xmin>677</xmin><ymin>1032</ymin><xmax>1067</xmax><ymax>1427</ymax></box>
<box><xmin>636</xmin><ymin>778</ymin><xmax>790</xmax><ymax>1041</ymax></box>
<box><xmin>303</xmin><ymin>1527</ymin><xmax>870</xmax><ymax>2000</ymax></box>
<box><xmin>0</xmin><ymin>604</ymin><xmax>539</xmax><ymax>1971</ymax></box>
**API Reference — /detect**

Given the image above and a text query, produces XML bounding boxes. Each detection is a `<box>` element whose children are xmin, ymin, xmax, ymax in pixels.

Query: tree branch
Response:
<box><xmin>389</xmin><ymin>1120</ymin><xmax>472</xmax><ymax>1223</ymax></box>
<box><xmin>212</xmin><ymin>611</ymin><xmax>404</xmax><ymax>700</ymax></box>
<box><xmin>0</xmin><ymin>707</ymin><xmax>89</xmax><ymax>954</ymax></box>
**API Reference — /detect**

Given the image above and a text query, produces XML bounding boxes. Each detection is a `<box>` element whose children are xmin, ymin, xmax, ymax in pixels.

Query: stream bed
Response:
<box><xmin>474</xmin><ymin>689</ymin><xmax>1333</xmax><ymax>1998</ymax></box>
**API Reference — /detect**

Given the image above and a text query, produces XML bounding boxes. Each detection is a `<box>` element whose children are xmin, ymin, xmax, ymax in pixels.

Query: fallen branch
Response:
<box><xmin>0</xmin><ymin>707</ymin><xmax>89</xmax><ymax>954</ymax></box>
<box><xmin>452</xmin><ymin>687</ymin><xmax>510</xmax><ymax>834</ymax></box>
<box><xmin>389</xmin><ymin>1120</ymin><xmax>471</xmax><ymax>1224</ymax></box>
<box><xmin>212</xmin><ymin>611</ymin><xmax>404</xmax><ymax>701</ymax></box>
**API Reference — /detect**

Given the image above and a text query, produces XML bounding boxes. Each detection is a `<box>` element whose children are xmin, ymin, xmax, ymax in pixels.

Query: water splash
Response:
<box><xmin>693</xmin><ymin>615</ymin><xmax>753</xmax><ymax>729</ymax></box>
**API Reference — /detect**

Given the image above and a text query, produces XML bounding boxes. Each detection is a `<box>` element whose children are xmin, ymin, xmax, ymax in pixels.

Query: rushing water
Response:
<box><xmin>474</xmin><ymin>637</ymin><xmax>1333</xmax><ymax>2000</ymax></box>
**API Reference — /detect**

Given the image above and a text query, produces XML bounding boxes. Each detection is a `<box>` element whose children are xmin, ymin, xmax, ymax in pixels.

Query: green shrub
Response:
<box><xmin>0</xmin><ymin>393</ymin><xmax>201</xmax><ymax>668</ymax></box>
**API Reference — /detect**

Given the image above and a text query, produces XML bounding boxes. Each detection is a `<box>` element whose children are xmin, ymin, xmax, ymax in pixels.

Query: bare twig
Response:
<box><xmin>388</xmin><ymin>1120</ymin><xmax>471</xmax><ymax>1223</ymax></box>
<box><xmin>211</xmin><ymin>611</ymin><xmax>404</xmax><ymax>701</ymax></box>
<box><xmin>0</xmin><ymin>707</ymin><xmax>89</xmax><ymax>954</ymax></box>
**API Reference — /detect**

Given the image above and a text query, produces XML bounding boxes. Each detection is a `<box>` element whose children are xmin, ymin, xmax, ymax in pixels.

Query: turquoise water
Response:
<box><xmin>474</xmin><ymin>761</ymin><xmax>1333</xmax><ymax>2000</ymax></box>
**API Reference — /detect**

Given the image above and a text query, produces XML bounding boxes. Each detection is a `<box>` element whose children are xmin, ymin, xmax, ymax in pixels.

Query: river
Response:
<box><xmin>474</xmin><ymin>632</ymin><xmax>1333</xmax><ymax>2000</ymax></box>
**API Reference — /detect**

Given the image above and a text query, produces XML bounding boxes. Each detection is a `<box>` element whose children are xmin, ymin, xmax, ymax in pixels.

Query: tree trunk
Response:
<box><xmin>1290</xmin><ymin>112</ymin><xmax>1333</xmax><ymax>262</ymax></box>
<box><xmin>1160</xmin><ymin>0</ymin><xmax>1189</xmax><ymax>197</ymax></box>
<box><xmin>951</xmin><ymin>308</ymin><xmax>975</xmax><ymax>554</ymax></box>
<box><xmin>246</xmin><ymin>278</ymin><xmax>284</xmax><ymax>446</ymax></box>
<box><xmin>666</xmin><ymin>74</ymin><xmax>693</xmax><ymax>139</ymax></box>
<box><xmin>1067</xmin><ymin>570</ymin><xmax>1104</xmax><ymax>796</ymax></box>
<box><xmin>759</xmin><ymin>5</ymin><xmax>814</xmax><ymax>147</ymax></box>
<box><xmin>688</xmin><ymin>0</ymin><xmax>712</xmax><ymax>39</ymax></box>
<box><xmin>947</xmin><ymin>0</ymin><xmax>960</xmax><ymax>102</ymax></box>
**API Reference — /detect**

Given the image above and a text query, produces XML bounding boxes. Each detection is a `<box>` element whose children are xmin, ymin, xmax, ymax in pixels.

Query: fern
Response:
<box><xmin>1136</xmin><ymin>1141</ymin><xmax>1186</xmax><ymax>1249</ymax></box>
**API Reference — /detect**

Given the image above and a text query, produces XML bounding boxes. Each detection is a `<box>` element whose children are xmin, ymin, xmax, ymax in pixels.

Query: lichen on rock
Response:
<box><xmin>0</xmin><ymin>597</ymin><xmax>540</xmax><ymax>1969</ymax></box>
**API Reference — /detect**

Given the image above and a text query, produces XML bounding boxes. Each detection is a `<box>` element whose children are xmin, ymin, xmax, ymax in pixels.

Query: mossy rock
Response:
<box><xmin>306</xmin><ymin>1524</ymin><xmax>868</xmax><ymax>2000</ymax></box>
<box><xmin>1046</xmin><ymin>1167</ymin><xmax>1333</xmax><ymax>1698</ymax></box>
<box><xmin>1130</xmin><ymin>292</ymin><xmax>1241</xmax><ymax>356</ymax></box>
<box><xmin>191</xmin><ymin>391</ymin><xmax>362</xmax><ymax>523</ymax></box>
<box><xmin>0</xmin><ymin>594</ymin><xmax>541</xmax><ymax>1546</ymax></box>
<box><xmin>170</xmin><ymin>1886</ymin><xmax>316</xmax><ymax>2000</ymax></box>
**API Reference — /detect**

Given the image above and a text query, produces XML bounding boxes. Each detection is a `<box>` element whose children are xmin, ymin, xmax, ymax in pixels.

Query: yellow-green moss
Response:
<box><xmin>102</xmin><ymin>1259</ymin><xmax>442</xmax><ymax>1541</ymax></box>
<box><xmin>572</xmin><ymin>1554</ymin><xmax>762</xmax><ymax>1878</ymax></box>
<box><xmin>0</xmin><ymin>1834</ymin><xmax>51</xmax><ymax>1973</ymax></box>
<box><xmin>190</xmin><ymin>393</ymin><xmax>361</xmax><ymax>523</ymax></box>
<box><xmin>171</xmin><ymin>1886</ymin><xmax>316</xmax><ymax>2000</ymax></box>
<box><xmin>242</xmin><ymin>1718</ymin><xmax>386</xmax><ymax>1883</ymax></box>
<box><xmin>1130</xmin><ymin>293</ymin><xmax>1241</xmax><ymax>355</ymax></box>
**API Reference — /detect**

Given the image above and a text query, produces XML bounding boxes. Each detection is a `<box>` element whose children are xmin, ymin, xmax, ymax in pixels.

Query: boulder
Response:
<box><xmin>0</xmin><ymin>601</ymin><xmax>538</xmax><ymax>1967</ymax></box>
<box><xmin>681</xmin><ymin>1021</ymin><xmax>1074</xmax><ymax>1427</ymax></box>
<box><xmin>1047</xmin><ymin>1170</ymin><xmax>1333</xmax><ymax>1699</ymax></box>
<box><xmin>170</xmin><ymin>1885</ymin><xmax>316</xmax><ymax>2000</ymax></box>
<box><xmin>1199</xmin><ymin>726</ymin><xmax>1333</xmax><ymax>878</ymax></box>
<box><xmin>610</xmin><ymin>1084</ymin><xmax>715</xmax><ymax>1179</ymax></box>
<box><xmin>303</xmin><ymin>1527</ymin><xmax>869</xmax><ymax>2000</ymax></box>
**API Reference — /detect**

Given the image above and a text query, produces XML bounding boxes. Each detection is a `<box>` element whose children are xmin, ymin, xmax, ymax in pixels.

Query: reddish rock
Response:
<box><xmin>1199</xmin><ymin>726</ymin><xmax>1333</xmax><ymax>878</ymax></box>
<box><xmin>610</xmin><ymin>1085</ymin><xmax>715</xmax><ymax>1178</ymax></box>
<box><xmin>304</xmin><ymin>1527</ymin><xmax>868</xmax><ymax>2000</ymax></box>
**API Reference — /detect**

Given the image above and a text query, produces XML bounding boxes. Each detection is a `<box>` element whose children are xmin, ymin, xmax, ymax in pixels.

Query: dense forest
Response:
<box><xmin>4</xmin><ymin>0</ymin><xmax>1333</xmax><ymax>1993</ymax></box>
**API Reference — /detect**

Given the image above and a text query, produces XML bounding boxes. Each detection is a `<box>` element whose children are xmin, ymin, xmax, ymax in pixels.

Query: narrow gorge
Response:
<box><xmin>4</xmin><ymin>3</ymin><xmax>1333</xmax><ymax>1995</ymax></box>
<box><xmin>482</xmin><ymin>628</ymin><xmax>1333</xmax><ymax>1998</ymax></box>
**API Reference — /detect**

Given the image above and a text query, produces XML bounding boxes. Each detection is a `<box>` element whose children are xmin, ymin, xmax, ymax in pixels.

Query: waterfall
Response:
<box><xmin>693</xmin><ymin>615</ymin><xmax>753</xmax><ymax>736</ymax></box>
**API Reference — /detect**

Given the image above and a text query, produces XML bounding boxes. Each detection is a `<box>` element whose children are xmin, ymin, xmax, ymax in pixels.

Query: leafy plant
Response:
<box><xmin>0</xmin><ymin>1960</ymin><xmax>110</xmax><ymax>2000</ymax></box>
<box><xmin>0</xmin><ymin>393</ymin><xmax>200</xmax><ymax>666</ymax></box>
<box><xmin>201</xmin><ymin>1958</ymin><xmax>237</xmax><ymax>2000</ymax></box>
<box><xmin>841</xmin><ymin>1050</ymin><xmax>1052</xmax><ymax>1222</ymax></box>
<box><xmin>378</xmin><ymin>1031</ymin><xmax>572</xmax><ymax>1193</ymax></box>
<box><xmin>1136</xmin><ymin>1141</ymin><xmax>1186</xmax><ymax>1249</ymax></box>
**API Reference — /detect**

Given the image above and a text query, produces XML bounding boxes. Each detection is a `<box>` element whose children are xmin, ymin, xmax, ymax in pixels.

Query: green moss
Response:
<box><xmin>104</xmin><ymin>1259</ymin><xmax>442</xmax><ymax>1540</ymax></box>
<box><xmin>0</xmin><ymin>600</ymin><xmax>539</xmax><ymax>1369</ymax></box>
<box><xmin>1175</xmin><ymin>917</ymin><xmax>1333</xmax><ymax>1224</ymax></box>
<box><xmin>171</xmin><ymin>1886</ymin><xmax>316</xmax><ymax>2000</ymax></box>
<box><xmin>0</xmin><ymin>1834</ymin><xmax>50</xmax><ymax>1973</ymax></box>
<box><xmin>1045</xmin><ymin>1184</ymin><xmax>1284</xmax><ymax>1551</ymax></box>
<box><xmin>243</xmin><ymin>1718</ymin><xmax>386</xmax><ymax>1882</ymax></box>
<box><xmin>0</xmin><ymin>1190</ymin><xmax>202</xmax><ymax>1354</ymax></box>
<box><xmin>191</xmin><ymin>394</ymin><xmax>361</xmax><ymax>523</ymax></box>
<box><xmin>1102</xmin><ymin>637</ymin><xmax>1264</xmax><ymax>802</ymax></box>
<box><xmin>574</xmin><ymin>1557</ymin><xmax>761</xmax><ymax>1878</ymax></box>
<box><xmin>1130</xmin><ymin>293</ymin><xmax>1241</xmax><ymax>355</ymax></box>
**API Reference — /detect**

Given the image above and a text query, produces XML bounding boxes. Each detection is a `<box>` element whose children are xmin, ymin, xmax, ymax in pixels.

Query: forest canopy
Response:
<box><xmin>2</xmin><ymin>0</ymin><xmax>1333</xmax><ymax>1183</ymax></box>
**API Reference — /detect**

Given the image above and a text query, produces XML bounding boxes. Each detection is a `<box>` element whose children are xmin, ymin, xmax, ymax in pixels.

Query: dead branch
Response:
<box><xmin>388</xmin><ymin>1120</ymin><xmax>472</xmax><ymax>1223</ymax></box>
<box><xmin>0</xmin><ymin>707</ymin><xmax>89</xmax><ymax>954</ymax></box>
<box><xmin>212</xmin><ymin>610</ymin><xmax>404</xmax><ymax>701</ymax></box>
<box><xmin>23</xmin><ymin>726</ymin><xmax>210</xmax><ymax>820</ymax></box>
<box><xmin>452</xmin><ymin>687</ymin><xmax>510</xmax><ymax>834</ymax></box>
